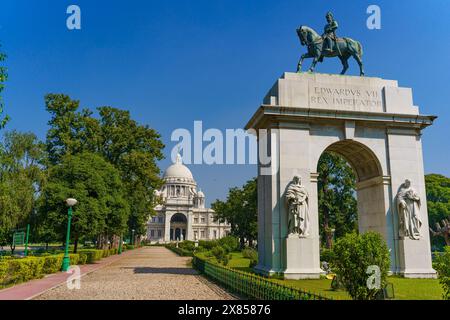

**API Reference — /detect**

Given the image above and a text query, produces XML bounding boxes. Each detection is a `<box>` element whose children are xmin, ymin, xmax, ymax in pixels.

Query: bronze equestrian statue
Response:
<box><xmin>296</xmin><ymin>12</ymin><xmax>364</xmax><ymax>76</ymax></box>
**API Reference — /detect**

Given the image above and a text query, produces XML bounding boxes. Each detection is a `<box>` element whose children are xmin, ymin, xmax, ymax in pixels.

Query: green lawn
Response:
<box><xmin>226</xmin><ymin>252</ymin><xmax>254</xmax><ymax>273</ymax></box>
<box><xmin>388</xmin><ymin>276</ymin><xmax>443</xmax><ymax>300</ymax></box>
<box><xmin>224</xmin><ymin>252</ymin><xmax>444</xmax><ymax>300</ymax></box>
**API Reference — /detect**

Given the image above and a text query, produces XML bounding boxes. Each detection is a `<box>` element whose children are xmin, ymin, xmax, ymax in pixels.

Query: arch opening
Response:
<box><xmin>317</xmin><ymin>140</ymin><xmax>386</xmax><ymax>253</ymax></box>
<box><xmin>170</xmin><ymin>213</ymin><xmax>187</xmax><ymax>241</ymax></box>
<box><xmin>324</xmin><ymin>140</ymin><xmax>383</xmax><ymax>182</ymax></box>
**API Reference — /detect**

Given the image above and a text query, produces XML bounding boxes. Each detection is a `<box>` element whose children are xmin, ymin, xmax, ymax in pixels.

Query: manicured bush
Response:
<box><xmin>218</xmin><ymin>236</ymin><xmax>240</xmax><ymax>252</ymax></box>
<box><xmin>320</xmin><ymin>247</ymin><xmax>334</xmax><ymax>262</ymax></box>
<box><xmin>165</xmin><ymin>244</ymin><xmax>193</xmax><ymax>257</ymax></box>
<box><xmin>42</xmin><ymin>255</ymin><xmax>64</xmax><ymax>274</ymax></box>
<box><xmin>78</xmin><ymin>249</ymin><xmax>103</xmax><ymax>263</ymax></box>
<box><xmin>0</xmin><ymin>247</ymin><xmax>119</xmax><ymax>289</ymax></box>
<box><xmin>6</xmin><ymin>257</ymin><xmax>45</xmax><ymax>285</ymax></box>
<box><xmin>433</xmin><ymin>246</ymin><xmax>450</xmax><ymax>300</ymax></box>
<box><xmin>0</xmin><ymin>261</ymin><xmax>8</xmax><ymax>284</ymax></box>
<box><xmin>198</xmin><ymin>240</ymin><xmax>218</xmax><ymax>250</ymax></box>
<box><xmin>78</xmin><ymin>252</ymin><xmax>88</xmax><ymax>265</ymax></box>
<box><xmin>242</xmin><ymin>247</ymin><xmax>258</xmax><ymax>267</ymax></box>
<box><xmin>330</xmin><ymin>232</ymin><xmax>390</xmax><ymax>300</ymax></box>
<box><xmin>69</xmin><ymin>254</ymin><xmax>80</xmax><ymax>266</ymax></box>
<box><xmin>242</xmin><ymin>247</ymin><xmax>258</xmax><ymax>260</ymax></box>
<box><xmin>211</xmin><ymin>246</ymin><xmax>226</xmax><ymax>262</ymax></box>
<box><xmin>179</xmin><ymin>241</ymin><xmax>195</xmax><ymax>252</ymax></box>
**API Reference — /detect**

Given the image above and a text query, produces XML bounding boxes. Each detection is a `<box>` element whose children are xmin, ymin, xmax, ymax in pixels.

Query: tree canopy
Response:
<box><xmin>38</xmin><ymin>152</ymin><xmax>129</xmax><ymax>252</ymax></box>
<box><xmin>0</xmin><ymin>93</ymin><xmax>164</xmax><ymax>250</ymax></box>
<box><xmin>44</xmin><ymin>94</ymin><xmax>164</xmax><ymax>238</ymax></box>
<box><xmin>0</xmin><ymin>131</ymin><xmax>46</xmax><ymax>246</ymax></box>
<box><xmin>0</xmin><ymin>43</ymin><xmax>8</xmax><ymax>128</ymax></box>
<box><xmin>212</xmin><ymin>178</ymin><xmax>257</xmax><ymax>247</ymax></box>
<box><xmin>426</xmin><ymin>174</ymin><xmax>450</xmax><ymax>250</ymax></box>
<box><xmin>317</xmin><ymin>152</ymin><xmax>357</xmax><ymax>248</ymax></box>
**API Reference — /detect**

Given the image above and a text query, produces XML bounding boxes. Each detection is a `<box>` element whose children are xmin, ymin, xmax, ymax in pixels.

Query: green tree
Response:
<box><xmin>44</xmin><ymin>94</ymin><xmax>164</xmax><ymax>240</ymax></box>
<box><xmin>97</xmin><ymin>107</ymin><xmax>164</xmax><ymax>238</ymax></box>
<box><xmin>317</xmin><ymin>152</ymin><xmax>357</xmax><ymax>248</ymax></box>
<box><xmin>39</xmin><ymin>152</ymin><xmax>129</xmax><ymax>252</ymax></box>
<box><xmin>45</xmin><ymin>94</ymin><xmax>100</xmax><ymax>164</ymax></box>
<box><xmin>212</xmin><ymin>178</ymin><xmax>257</xmax><ymax>248</ymax></box>
<box><xmin>433</xmin><ymin>246</ymin><xmax>450</xmax><ymax>300</ymax></box>
<box><xmin>0</xmin><ymin>43</ymin><xmax>9</xmax><ymax>128</ymax></box>
<box><xmin>426</xmin><ymin>174</ymin><xmax>450</xmax><ymax>250</ymax></box>
<box><xmin>0</xmin><ymin>131</ymin><xmax>46</xmax><ymax>248</ymax></box>
<box><xmin>331</xmin><ymin>231</ymin><xmax>390</xmax><ymax>300</ymax></box>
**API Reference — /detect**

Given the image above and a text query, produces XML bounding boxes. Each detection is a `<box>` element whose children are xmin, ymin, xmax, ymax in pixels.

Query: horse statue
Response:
<box><xmin>296</xmin><ymin>25</ymin><xmax>364</xmax><ymax>76</ymax></box>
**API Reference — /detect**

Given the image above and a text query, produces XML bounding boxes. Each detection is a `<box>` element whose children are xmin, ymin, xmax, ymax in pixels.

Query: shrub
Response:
<box><xmin>78</xmin><ymin>249</ymin><xmax>103</xmax><ymax>263</ymax></box>
<box><xmin>165</xmin><ymin>244</ymin><xmax>193</xmax><ymax>257</ymax></box>
<box><xmin>211</xmin><ymin>246</ymin><xmax>226</xmax><ymax>262</ymax></box>
<box><xmin>69</xmin><ymin>254</ymin><xmax>80</xmax><ymax>266</ymax></box>
<box><xmin>222</xmin><ymin>255</ymin><xmax>229</xmax><ymax>266</ymax></box>
<box><xmin>179</xmin><ymin>241</ymin><xmax>195</xmax><ymax>252</ymax></box>
<box><xmin>198</xmin><ymin>240</ymin><xmax>218</xmax><ymax>250</ymax></box>
<box><xmin>242</xmin><ymin>247</ymin><xmax>258</xmax><ymax>260</ymax></box>
<box><xmin>42</xmin><ymin>255</ymin><xmax>64</xmax><ymax>274</ymax></box>
<box><xmin>0</xmin><ymin>261</ymin><xmax>8</xmax><ymax>284</ymax></box>
<box><xmin>433</xmin><ymin>246</ymin><xmax>450</xmax><ymax>300</ymax></box>
<box><xmin>330</xmin><ymin>232</ymin><xmax>390</xmax><ymax>300</ymax></box>
<box><xmin>320</xmin><ymin>248</ymin><xmax>334</xmax><ymax>263</ymax></box>
<box><xmin>218</xmin><ymin>236</ymin><xmax>240</xmax><ymax>252</ymax></box>
<box><xmin>78</xmin><ymin>252</ymin><xmax>88</xmax><ymax>265</ymax></box>
<box><xmin>7</xmin><ymin>257</ymin><xmax>45</xmax><ymax>285</ymax></box>
<box><xmin>242</xmin><ymin>247</ymin><xmax>258</xmax><ymax>267</ymax></box>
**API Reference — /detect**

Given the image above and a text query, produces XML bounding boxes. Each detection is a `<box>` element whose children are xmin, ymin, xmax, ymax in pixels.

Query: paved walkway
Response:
<box><xmin>30</xmin><ymin>246</ymin><xmax>234</xmax><ymax>300</ymax></box>
<box><xmin>0</xmin><ymin>248</ymin><xmax>136</xmax><ymax>300</ymax></box>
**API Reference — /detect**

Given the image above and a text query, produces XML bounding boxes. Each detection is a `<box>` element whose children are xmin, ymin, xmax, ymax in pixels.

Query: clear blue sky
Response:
<box><xmin>1</xmin><ymin>0</ymin><xmax>449</xmax><ymax>205</ymax></box>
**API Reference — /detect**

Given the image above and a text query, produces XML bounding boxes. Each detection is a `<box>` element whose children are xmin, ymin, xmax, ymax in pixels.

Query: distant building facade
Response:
<box><xmin>147</xmin><ymin>154</ymin><xmax>230</xmax><ymax>242</ymax></box>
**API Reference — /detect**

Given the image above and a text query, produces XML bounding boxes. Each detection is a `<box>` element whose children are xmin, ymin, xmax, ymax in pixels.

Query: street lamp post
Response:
<box><xmin>62</xmin><ymin>198</ymin><xmax>77</xmax><ymax>272</ymax></box>
<box><xmin>131</xmin><ymin>229</ymin><xmax>135</xmax><ymax>246</ymax></box>
<box><xmin>118</xmin><ymin>234</ymin><xmax>123</xmax><ymax>254</ymax></box>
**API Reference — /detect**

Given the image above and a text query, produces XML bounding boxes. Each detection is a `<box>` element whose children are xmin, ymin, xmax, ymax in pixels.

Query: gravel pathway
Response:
<box><xmin>34</xmin><ymin>246</ymin><xmax>235</xmax><ymax>300</ymax></box>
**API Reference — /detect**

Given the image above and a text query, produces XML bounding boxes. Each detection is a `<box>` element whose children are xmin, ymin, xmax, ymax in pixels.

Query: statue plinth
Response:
<box><xmin>284</xmin><ymin>236</ymin><xmax>322</xmax><ymax>279</ymax></box>
<box><xmin>248</xmin><ymin>72</ymin><xmax>436</xmax><ymax>279</ymax></box>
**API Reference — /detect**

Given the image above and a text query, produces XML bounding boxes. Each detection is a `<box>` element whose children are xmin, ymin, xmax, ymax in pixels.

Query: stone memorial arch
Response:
<box><xmin>245</xmin><ymin>72</ymin><xmax>437</xmax><ymax>279</ymax></box>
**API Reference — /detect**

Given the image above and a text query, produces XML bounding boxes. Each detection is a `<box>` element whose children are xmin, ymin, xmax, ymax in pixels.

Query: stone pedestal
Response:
<box><xmin>284</xmin><ymin>235</ymin><xmax>322</xmax><ymax>279</ymax></box>
<box><xmin>247</xmin><ymin>72</ymin><xmax>437</xmax><ymax>279</ymax></box>
<box><xmin>398</xmin><ymin>239</ymin><xmax>436</xmax><ymax>278</ymax></box>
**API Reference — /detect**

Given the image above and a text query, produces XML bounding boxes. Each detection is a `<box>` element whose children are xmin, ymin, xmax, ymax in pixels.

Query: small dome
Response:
<box><xmin>197</xmin><ymin>190</ymin><xmax>205</xmax><ymax>198</ymax></box>
<box><xmin>163</xmin><ymin>153</ymin><xmax>194</xmax><ymax>180</ymax></box>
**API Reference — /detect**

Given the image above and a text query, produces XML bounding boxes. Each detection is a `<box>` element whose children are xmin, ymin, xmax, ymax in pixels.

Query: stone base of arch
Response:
<box><xmin>246</xmin><ymin>72</ymin><xmax>437</xmax><ymax>279</ymax></box>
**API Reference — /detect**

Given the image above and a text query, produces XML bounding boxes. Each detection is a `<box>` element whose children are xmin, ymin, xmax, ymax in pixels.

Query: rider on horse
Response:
<box><xmin>322</xmin><ymin>11</ymin><xmax>338</xmax><ymax>53</ymax></box>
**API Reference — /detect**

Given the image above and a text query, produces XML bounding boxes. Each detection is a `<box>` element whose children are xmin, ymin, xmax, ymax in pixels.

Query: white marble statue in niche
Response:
<box><xmin>396</xmin><ymin>179</ymin><xmax>422</xmax><ymax>240</ymax></box>
<box><xmin>286</xmin><ymin>175</ymin><xmax>310</xmax><ymax>237</ymax></box>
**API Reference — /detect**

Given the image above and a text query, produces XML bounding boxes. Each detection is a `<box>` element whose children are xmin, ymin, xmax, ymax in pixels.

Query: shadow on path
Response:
<box><xmin>122</xmin><ymin>267</ymin><xmax>199</xmax><ymax>275</ymax></box>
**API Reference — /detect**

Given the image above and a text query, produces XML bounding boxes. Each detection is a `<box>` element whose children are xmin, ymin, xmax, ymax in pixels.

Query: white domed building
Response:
<box><xmin>147</xmin><ymin>153</ymin><xmax>230</xmax><ymax>242</ymax></box>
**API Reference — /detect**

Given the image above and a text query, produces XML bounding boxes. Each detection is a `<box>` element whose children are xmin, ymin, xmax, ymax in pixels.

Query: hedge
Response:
<box><xmin>0</xmin><ymin>246</ymin><xmax>135</xmax><ymax>289</ymax></box>
<box><xmin>165</xmin><ymin>244</ymin><xmax>193</xmax><ymax>257</ymax></box>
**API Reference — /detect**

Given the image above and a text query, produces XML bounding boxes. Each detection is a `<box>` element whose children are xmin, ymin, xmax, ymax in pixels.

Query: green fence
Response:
<box><xmin>192</xmin><ymin>256</ymin><xmax>330</xmax><ymax>300</ymax></box>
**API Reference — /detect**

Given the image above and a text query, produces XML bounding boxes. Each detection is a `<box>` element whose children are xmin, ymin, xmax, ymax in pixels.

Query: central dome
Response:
<box><xmin>163</xmin><ymin>153</ymin><xmax>194</xmax><ymax>180</ymax></box>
